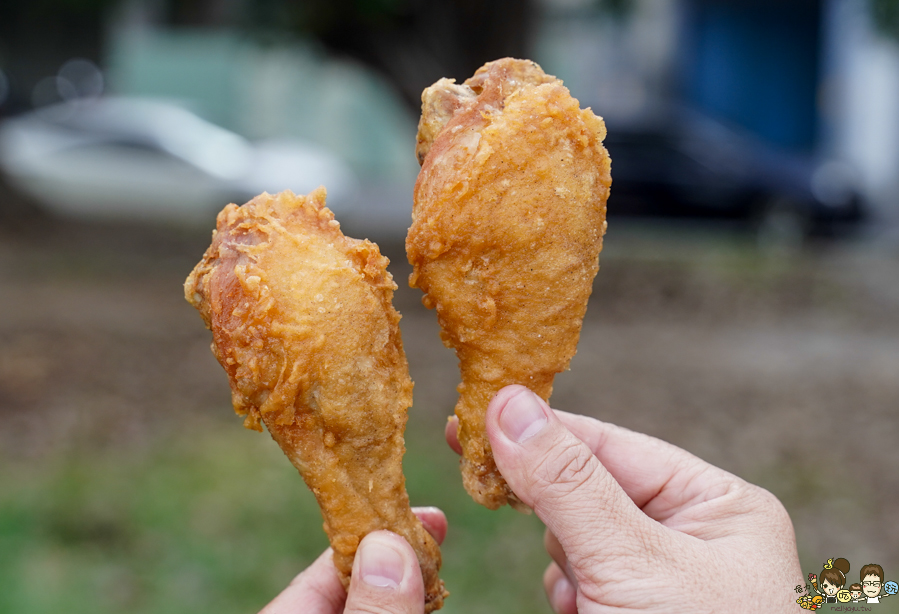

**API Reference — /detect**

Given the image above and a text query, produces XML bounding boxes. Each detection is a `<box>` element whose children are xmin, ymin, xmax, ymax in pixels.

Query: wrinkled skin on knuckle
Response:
<box><xmin>531</xmin><ymin>439</ymin><xmax>599</xmax><ymax>504</ymax></box>
<box><xmin>675</xmin><ymin>478</ymin><xmax>761</xmax><ymax>534</ymax></box>
<box><xmin>753</xmin><ymin>486</ymin><xmax>792</xmax><ymax>526</ymax></box>
<box><xmin>740</xmin><ymin>486</ymin><xmax>799</xmax><ymax>559</ymax></box>
<box><xmin>716</xmin><ymin>480</ymin><xmax>791</xmax><ymax>535</ymax></box>
<box><xmin>696</xmin><ymin>485</ymin><xmax>802</xmax><ymax>610</ymax></box>
<box><xmin>577</xmin><ymin>574</ymin><xmax>643</xmax><ymax>609</ymax></box>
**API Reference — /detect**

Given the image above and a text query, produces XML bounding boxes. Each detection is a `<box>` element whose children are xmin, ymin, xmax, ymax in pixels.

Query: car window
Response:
<box><xmin>606</xmin><ymin>132</ymin><xmax>702</xmax><ymax>181</ymax></box>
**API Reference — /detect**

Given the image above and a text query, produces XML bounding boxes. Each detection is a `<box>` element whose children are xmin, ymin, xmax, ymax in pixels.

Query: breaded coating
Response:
<box><xmin>185</xmin><ymin>189</ymin><xmax>447</xmax><ymax>611</ymax></box>
<box><xmin>407</xmin><ymin>59</ymin><xmax>611</xmax><ymax>510</ymax></box>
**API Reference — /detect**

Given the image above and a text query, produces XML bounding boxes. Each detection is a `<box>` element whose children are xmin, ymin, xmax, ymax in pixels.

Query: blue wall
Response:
<box><xmin>683</xmin><ymin>0</ymin><xmax>822</xmax><ymax>152</ymax></box>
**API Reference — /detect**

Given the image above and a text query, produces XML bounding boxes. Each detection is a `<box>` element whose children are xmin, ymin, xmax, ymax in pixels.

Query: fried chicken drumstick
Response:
<box><xmin>185</xmin><ymin>189</ymin><xmax>447</xmax><ymax>611</ymax></box>
<box><xmin>407</xmin><ymin>58</ymin><xmax>611</xmax><ymax>510</ymax></box>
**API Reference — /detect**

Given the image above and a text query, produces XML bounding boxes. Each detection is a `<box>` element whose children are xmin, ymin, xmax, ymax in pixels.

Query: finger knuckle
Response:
<box><xmin>727</xmin><ymin>480</ymin><xmax>786</xmax><ymax>519</ymax></box>
<box><xmin>533</xmin><ymin>440</ymin><xmax>598</xmax><ymax>499</ymax></box>
<box><xmin>754</xmin><ymin>485</ymin><xmax>787</xmax><ymax>514</ymax></box>
<box><xmin>751</xmin><ymin>486</ymin><xmax>795</xmax><ymax>532</ymax></box>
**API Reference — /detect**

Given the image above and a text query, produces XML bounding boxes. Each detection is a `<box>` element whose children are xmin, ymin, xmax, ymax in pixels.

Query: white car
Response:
<box><xmin>0</xmin><ymin>97</ymin><xmax>357</xmax><ymax>224</ymax></box>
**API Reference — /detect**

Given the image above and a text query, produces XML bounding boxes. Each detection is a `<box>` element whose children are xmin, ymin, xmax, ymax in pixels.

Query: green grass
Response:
<box><xmin>0</xmin><ymin>414</ymin><xmax>550</xmax><ymax>614</ymax></box>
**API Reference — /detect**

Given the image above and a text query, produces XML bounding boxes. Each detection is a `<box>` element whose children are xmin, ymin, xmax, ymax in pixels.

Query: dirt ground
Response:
<box><xmin>2</xmin><ymin>213</ymin><xmax>898</xmax><ymax>599</ymax></box>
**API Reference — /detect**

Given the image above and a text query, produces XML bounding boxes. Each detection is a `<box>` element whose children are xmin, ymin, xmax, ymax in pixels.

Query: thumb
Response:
<box><xmin>487</xmin><ymin>386</ymin><xmax>671</xmax><ymax>581</ymax></box>
<box><xmin>344</xmin><ymin>531</ymin><xmax>425</xmax><ymax>614</ymax></box>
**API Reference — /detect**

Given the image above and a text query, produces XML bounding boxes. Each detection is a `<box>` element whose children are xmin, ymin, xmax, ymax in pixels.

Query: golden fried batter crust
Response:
<box><xmin>185</xmin><ymin>189</ymin><xmax>446</xmax><ymax>610</ymax></box>
<box><xmin>407</xmin><ymin>58</ymin><xmax>611</xmax><ymax>510</ymax></box>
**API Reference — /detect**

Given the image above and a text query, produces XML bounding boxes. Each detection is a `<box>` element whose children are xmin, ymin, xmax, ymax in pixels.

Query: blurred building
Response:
<box><xmin>536</xmin><ymin>0</ymin><xmax>899</xmax><ymax>222</ymax></box>
<box><xmin>105</xmin><ymin>4</ymin><xmax>419</xmax><ymax>187</ymax></box>
<box><xmin>1</xmin><ymin>0</ymin><xmax>897</xmax><ymax>225</ymax></box>
<box><xmin>98</xmin><ymin>2</ymin><xmax>426</xmax><ymax>231</ymax></box>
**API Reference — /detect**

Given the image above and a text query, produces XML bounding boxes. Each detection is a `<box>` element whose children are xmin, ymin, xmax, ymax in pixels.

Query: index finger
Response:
<box><xmin>259</xmin><ymin>548</ymin><xmax>345</xmax><ymax>614</ymax></box>
<box><xmin>554</xmin><ymin>411</ymin><xmax>739</xmax><ymax>524</ymax></box>
<box><xmin>447</xmin><ymin>401</ymin><xmax>741</xmax><ymax>526</ymax></box>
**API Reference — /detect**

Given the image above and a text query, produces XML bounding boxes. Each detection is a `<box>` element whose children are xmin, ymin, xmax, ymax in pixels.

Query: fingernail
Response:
<box><xmin>499</xmin><ymin>389</ymin><xmax>547</xmax><ymax>444</ymax></box>
<box><xmin>553</xmin><ymin>576</ymin><xmax>576</xmax><ymax>609</ymax></box>
<box><xmin>359</xmin><ymin>535</ymin><xmax>405</xmax><ymax>588</ymax></box>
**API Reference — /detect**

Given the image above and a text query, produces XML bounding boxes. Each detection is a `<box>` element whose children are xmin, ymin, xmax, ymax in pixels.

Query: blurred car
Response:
<box><xmin>0</xmin><ymin>97</ymin><xmax>357</xmax><ymax>224</ymax></box>
<box><xmin>603</xmin><ymin>111</ymin><xmax>865</xmax><ymax>244</ymax></box>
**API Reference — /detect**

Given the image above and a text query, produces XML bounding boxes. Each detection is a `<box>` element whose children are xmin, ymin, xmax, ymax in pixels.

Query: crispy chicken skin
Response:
<box><xmin>407</xmin><ymin>59</ymin><xmax>611</xmax><ymax>510</ymax></box>
<box><xmin>185</xmin><ymin>189</ymin><xmax>447</xmax><ymax>611</ymax></box>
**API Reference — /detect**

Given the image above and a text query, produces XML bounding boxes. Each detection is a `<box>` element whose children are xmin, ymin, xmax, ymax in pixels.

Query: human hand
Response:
<box><xmin>259</xmin><ymin>507</ymin><xmax>447</xmax><ymax>614</ymax></box>
<box><xmin>446</xmin><ymin>385</ymin><xmax>803</xmax><ymax>613</ymax></box>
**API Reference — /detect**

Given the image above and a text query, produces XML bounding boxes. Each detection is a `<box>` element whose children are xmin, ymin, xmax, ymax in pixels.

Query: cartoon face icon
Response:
<box><xmin>821</xmin><ymin>579</ymin><xmax>839</xmax><ymax>596</ymax></box>
<box><xmin>863</xmin><ymin>575</ymin><xmax>883</xmax><ymax>597</ymax></box>
<box><xmin>837</xmin><ymin>589</ymin><xmax>851</xmax><ymax>603</ymax></box>
<box><xmin>886</xmin><ymin>581</ymin><xmax>899</xmax><ymax>595</ymax></box>
<box><xmin>851</xmin><ymin>589</ymin><xmax>863</xmax><ymax>600</ymax></box>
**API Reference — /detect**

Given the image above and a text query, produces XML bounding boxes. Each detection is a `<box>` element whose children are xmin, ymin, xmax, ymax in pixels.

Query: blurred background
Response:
<box><xmin>1</xmin><ymin>0</ymin><xmax>898</xmax><ymax>612</ymax></box>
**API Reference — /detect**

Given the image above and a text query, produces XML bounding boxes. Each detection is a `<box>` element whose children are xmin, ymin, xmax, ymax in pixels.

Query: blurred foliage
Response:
<box><xmin>0</xmin><ymin>417</ymin><xmax>550</xmax><ymax>614</ymax></box>
<box><xmin>872</xmin><ymin>0</ymin><xmax>899</xmax><ymax>38</ymax></box>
